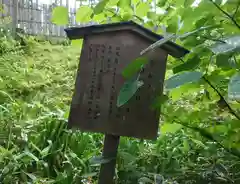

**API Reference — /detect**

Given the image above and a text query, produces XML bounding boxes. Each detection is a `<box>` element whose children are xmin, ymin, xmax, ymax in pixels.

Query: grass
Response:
<box><xmin>1</xmin><ymin>34</ymin><xmax>240</xmax><ymax>184</ymax></box>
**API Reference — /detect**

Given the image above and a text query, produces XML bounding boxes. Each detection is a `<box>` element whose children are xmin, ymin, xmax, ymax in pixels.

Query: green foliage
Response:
<box><xmin>1</xmin><ymin>0</ymin><xmax>240</xmax><ymax>183</ymax></box>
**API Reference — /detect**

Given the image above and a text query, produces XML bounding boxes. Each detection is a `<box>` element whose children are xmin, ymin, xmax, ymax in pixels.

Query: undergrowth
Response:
<box><xmin>1</xmin><ymin>34</ymin><xmax>240</xmax><ymax>184</ymax></box>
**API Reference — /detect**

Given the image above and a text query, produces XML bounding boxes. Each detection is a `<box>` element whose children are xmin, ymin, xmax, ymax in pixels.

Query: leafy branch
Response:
<box><xmin>163</xmin><ymin>113</ymin><xmax>240</xmax><ymax>158</ymax></box>
<box><xmin>178</xmin><ymin>58</ymin><xmax>240</xmax><ymax>120</ymax></box>
<box><xmin>203</xmin><ymin>76</ymin><xmax>240</xmax><ymax>120</ymax></box>
<box><xmin>209</xmin><ymin>0</ymin><xmax>240</xmax><ymax>30</ymax></box>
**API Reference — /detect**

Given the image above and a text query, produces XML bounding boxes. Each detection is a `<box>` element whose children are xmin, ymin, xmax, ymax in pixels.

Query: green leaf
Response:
<box><xmin>228</xmin><ymin>72</ymin><xmax>240</xmax><ymax>100</ymax></box>
<box><xmin>117</xmin><ymin>77</ymin><xmax>144</xmax><ymax>107</ymax></box>
<box><xmin>138</xmin><ymin>177</ymin><xmax>153</xmax><ymax>183</ymax></box>
<box><xmin>158</xmin><ymin>0</ymin><xmax>167</xmax><ymax>7</ymax></box>
<box><xmin>136</xmin><ymin>2</ymin><xmax>150</xmax><ymax>17</ymax></box>
<box><xmin>25</xmin><ymin>173</ymin><xmax>37</xmax><ymax>181</ymax></box>
<box><xmin>210</xmin><ymin>35</ymin><xmax>240</xmax><ymax>55</ymax></box>
<box><xmin>94</xmin><ymin>0</ymin><xmax>109</xmax><ymax>15</ymax></box>
<box><xmin>117</xmin><ymin>0</ymin><xmax>131</xmax><ymax>10</ymax></box>
<box><xmin>165</xmin><ymin>71</ymin><xmax>203</xmax><ymax>90</ymax></box>
<box><xmin>140</xmin><ymin>34</ymin><xmax>176</xmax><ymax>55</ymax></box>
<box><xmin>51</xmin><ymin>6</ymin><xmax>68</xmax><ymax>25</ymax></box>
<box><xmin>107</xmin><ymin>0</ymin><xmax>120</xmax><ymax>6</ymax></box>
<box><xmin>41</xmin><ymin>140</ymin><xmax>52</xmax><ymax>157</ymax></box>
<box><xmin>24</xmin><ymin>151</ymin><xmax>39</xmax><ymax>162</ymax></box>
<box><xmin>122</xmin><ymin>57</ymin><xmax>148</xmax><ymax>79</ymax></box>
<box><xmin>76</xmin><ymin>6</ymin><xmax>93</xmax><ymax>23</ymax></box>
<box><xmin>121</xmin><ymin>11</ymin><xmax>133</xmax><ymax>21</ymax></box>
<box><xmin>216</xmin><ymin>54</ymin><xmax>236</xmax><ymax>68</ymax></box>
<box><xmin>81</xmin><ymin>172</ymin><xmax>98</xmax><ymax>178</ymax></box>
<box><xmin>173</xmin><ymin>56</ymin><xmax>201</xmax><ymax>74</ymax></box>
<box><xmin>150</xmin><ymin>94</ymin><xmax>169</xmax><ymax>110</ymax></box>
<box><xmin>90</xmin><ymin>156</ymin><xmax>113</xmax><ymax>166</ymax></box>
<box><xmin>92</xmin><ymin>13</ymin><xmax>106</xmax><ymax>23</ymax></box>
<box><xmin>161</xmin><ymin>123</ymin><xmax>182</xmax><ymax>135</ymax></box>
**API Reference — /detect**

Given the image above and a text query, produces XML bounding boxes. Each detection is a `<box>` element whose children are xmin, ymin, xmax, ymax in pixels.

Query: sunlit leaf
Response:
<box><xmin>157</xmin><ymin>0</ymin><xmax>167</xmax><ymax>7</ymax></box>
<box><xmin>161</xmin><ymin>123</ymin><xmax>182</xmax><ymax>135</ymax></box>
<box><xmin>122</xmin><ymin>57</ymin><xmax>148</xmax><ymax>79</ymax></box>
<box><xmin>76</xmin><ymin>6</ymin><xmax>93</xmax><ymax>23</ymax></box>
<box><xmin>107</xmin><ymin>0</ymin><xmax>120</xmax><ymax>6</ymax></box>
<box><xmin>228</xmin><ymin>72</ymin><xmax>240</xmax><ymax>100</ymax></box>
<box><xmin>117</xmin><ymin>77</ymin><xmax>144</xmax><ymax>107</ymax></box>
<box><xmin>51</xmin><ymin>6</ymin><xmax>68</xmax><ymax>25</ymax></box>
<box><xmin>92</xmin><ymin>13</ymin><xmax>106</xmax><ymax>23</ymax></box>
<box><xmin>136</xmin><ymin>2</ymin><xmax>150</xmax><ymax>17</ymax></box>
<box><xmin>93</xmin><ymin>0</ymin><xmax>109</xmax><ymax>14</ymax></box>
<box><xmin>117</xmin><ymin>0</ymin><xmax>131</xmax><ymax>10</ymax></box>
<box><xmin>165</xmin><ymin>71</ymin><xmax>203</xmax><ymax>90</ymax></box>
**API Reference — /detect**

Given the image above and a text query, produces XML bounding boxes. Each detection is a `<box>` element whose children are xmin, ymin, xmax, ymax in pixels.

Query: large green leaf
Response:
<box><xmin>122</xmin><ymin>57</ymin><xmax>148</xmax><ymax>79</ymax></box>
<box><xmin>117</xmin><ymin>0</ymin><xmax>131</xmax><ymax>10</ymax></box>
<box><xmin>165</xmin><ymin>71</ymin><xmax>203</xmax><ymax>90</ymax></box>
<box><xmin>76</xmin><ymin>6</ymin><xmax>93</xmax><ymax>23</ymax></box>
<box><xmin>173</xmin><ymin>56</ymin><xmax>201</xmax><ymax>74</ymax></box>
<box><xmin>93</xmin><ymin>0</ymin><xmax>109</xmax><ymax>15</ymax></box>
<box><xmin>117</xmin><ymin>77</ymin><xmax>144</xmax><ymax>107</ymax></box>
<box><xmin>51</xmin><ymin>6</ymin><xmax>68</xmax><ymax>25</ymax></box>
<box><xmin>228</xmin><ymin>73</ymin><xmax>240</xmax><ymax>100</ymax></box>
<box><xmin>210</xmin><ymin>35</ymin><xmax>240</xmax><ymax>55</ymax></box>
<box><xmin>136</xmin><ymin>2</ymin><xmax>150</xmax><ymax>17</ymax></box>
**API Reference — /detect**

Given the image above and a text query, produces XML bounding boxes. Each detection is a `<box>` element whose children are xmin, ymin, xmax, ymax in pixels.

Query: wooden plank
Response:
<box><xmin>12</xmin><ymin>0</ymin><xmax>18</xmax><ymax>35</ymax></box>
<box><xmin>43</xmin><ymin>4</ymin><xmax>48</xmax><ymax>36</ymax></box>
<box><xmin>30</xmin><ymin>0</ymin><xmax>33</xmax><ymax>34</ymax></box>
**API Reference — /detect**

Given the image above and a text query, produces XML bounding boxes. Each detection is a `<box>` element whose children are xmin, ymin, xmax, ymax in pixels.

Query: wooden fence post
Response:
<box><xmin>12</xmin><ymin>0</ymin><xmax>18</xmax><ymax>37</ymax></box>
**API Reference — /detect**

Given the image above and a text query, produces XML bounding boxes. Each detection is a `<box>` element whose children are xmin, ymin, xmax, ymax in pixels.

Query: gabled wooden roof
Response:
<box><xmin>65</xmin><ymin>21</ymin><xmax>189</xmax><ymax>58</ymax></box>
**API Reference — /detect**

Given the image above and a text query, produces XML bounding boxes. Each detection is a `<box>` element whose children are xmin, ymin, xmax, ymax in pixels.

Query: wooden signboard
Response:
<box><xmin>65</xmin><ymin>21</ymin><xmax>188</xmax><ymax>140</ymax></box>
<box><xmin>65</xmin><ymin>21</ymin><xmax>189</xmax><ymax>184</ymax></box>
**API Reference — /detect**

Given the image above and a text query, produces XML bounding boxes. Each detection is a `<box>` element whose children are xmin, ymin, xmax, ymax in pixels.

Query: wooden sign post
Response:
<box><xmin>65</xmin><ymin>21</ymin><xmax>188</xmax><ymax>184</ymax></box>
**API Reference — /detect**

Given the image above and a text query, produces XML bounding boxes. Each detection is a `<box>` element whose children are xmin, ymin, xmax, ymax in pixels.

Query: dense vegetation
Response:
<box><xmin>1</xmin><ymin>0</ymin><xmax>240</xmax><ymax>183</ymax></box>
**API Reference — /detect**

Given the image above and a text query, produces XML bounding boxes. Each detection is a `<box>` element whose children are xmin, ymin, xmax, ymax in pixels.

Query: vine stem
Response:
<box><xmin>209</xmin><ymin>0</ymin><xmax>240</xmax><ymax>30</ymax></box>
